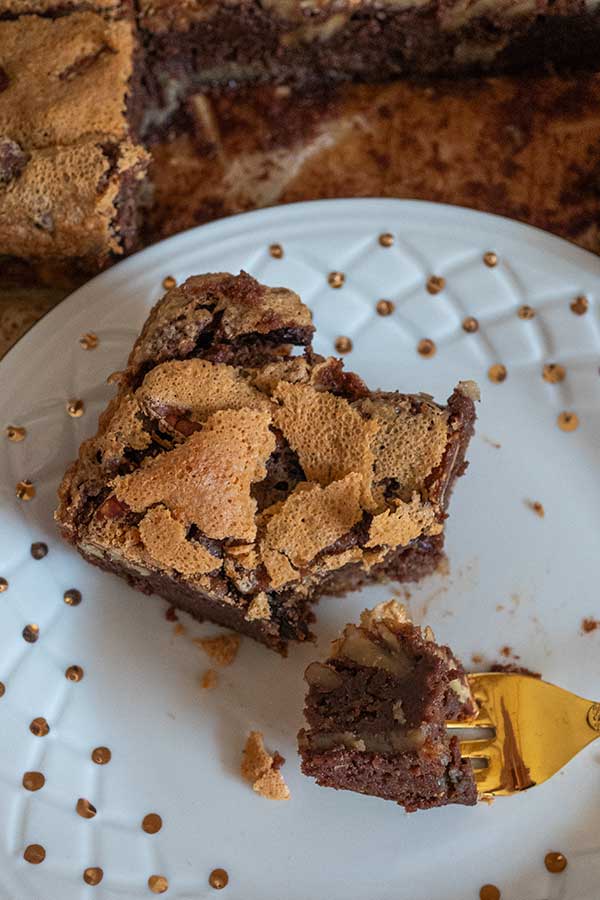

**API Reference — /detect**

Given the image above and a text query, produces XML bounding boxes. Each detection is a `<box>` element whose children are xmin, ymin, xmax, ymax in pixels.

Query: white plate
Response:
<box><xmin>1</xmin><ymin>200</ymin><xmax>599</xmax><ymax>900</ymax></box>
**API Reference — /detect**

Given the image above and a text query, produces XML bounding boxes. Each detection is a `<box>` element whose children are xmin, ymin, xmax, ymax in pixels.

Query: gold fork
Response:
<box><xmin>447</xmin><ymin>672</ymin><xmax>600</xmax><ymax>796</ymax></box>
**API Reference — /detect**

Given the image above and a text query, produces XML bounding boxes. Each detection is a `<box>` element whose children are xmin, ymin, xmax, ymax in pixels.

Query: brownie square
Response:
<box><xmin>0</xmin><ymin>12</ymin><xmax>138</xmax><ymax>148</ymax></box>
<box><xmin>298</xmin><ymin>601</ymin><xmax>478</xmax><ymax>810</ymax></box>
<box><xmin>0</xmin><ymin>140</ymin><xmax>148</xmax><ymax>265</ymax></box>
<box><xmin>56</xmin><ymin>272</ymin><xmax>477</xmax><ymax>653</ymax></box>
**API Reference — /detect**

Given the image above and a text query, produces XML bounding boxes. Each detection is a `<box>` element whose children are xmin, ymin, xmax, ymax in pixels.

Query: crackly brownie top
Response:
<box><xmin>0</xmin><ymin>139</ymin><xmax>148</xmax><ymax>260</ymax></box>
<box><xmin>0</xmin><ymin>12</ymin><xmax>134</xmax><ymax>150</ymax></box>
<box><xmin>57</xmin><ymin>273</ymin><xmax>477</xmax><ymax>604</ymax></box>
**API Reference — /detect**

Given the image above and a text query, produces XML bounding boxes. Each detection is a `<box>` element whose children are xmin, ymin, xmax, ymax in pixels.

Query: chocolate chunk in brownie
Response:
<box><xmin>298</xmin><ymin>601</ymin><xmax>478</xmax><ymax>810</ymax></box>
<box><xmin>56</xmin><ymin>273</ymin><xmax>477</xmax><ymax>653</ymax></box>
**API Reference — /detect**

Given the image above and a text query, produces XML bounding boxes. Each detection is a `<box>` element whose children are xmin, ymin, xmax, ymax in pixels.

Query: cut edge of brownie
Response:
<box><xmin>56</xmin><ymin>272</ymin><xmax>478</xmax><ymax>653</ymax></box>
<box><xmin>298</xmin><ymin>600</ymin><xmax>478</xmax><ymax>811</ymax></box>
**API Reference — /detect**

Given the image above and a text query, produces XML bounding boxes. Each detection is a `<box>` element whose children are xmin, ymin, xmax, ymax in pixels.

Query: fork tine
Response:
<box><xmin>458</xmin><ymin>738</ymin><xmax>496</xmax><ymax>759</ymax></box>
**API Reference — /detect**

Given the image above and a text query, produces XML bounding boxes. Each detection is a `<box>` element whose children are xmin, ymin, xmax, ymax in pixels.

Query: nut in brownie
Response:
<box><xmin>56</xmin><ymin>272</ymin><xmax>478</xmax><ymax>652</ymax></box>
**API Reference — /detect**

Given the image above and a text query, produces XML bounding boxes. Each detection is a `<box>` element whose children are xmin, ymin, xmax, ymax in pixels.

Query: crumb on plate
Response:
<box><xmin>194</xmin><ymin>634</ymin><xmax>240</xmax><ymax>666</ymax></box>
<box><xmin>241</xmin><ymin>731</ymin><xmax>290</xmax><ymax>801</ymax></box>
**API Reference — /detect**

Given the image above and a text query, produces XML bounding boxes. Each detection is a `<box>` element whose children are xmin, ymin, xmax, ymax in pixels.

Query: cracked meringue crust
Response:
<box><xmin>56</xmin><ymin>271</ymin><xmax>477</xmax><ymax>653</ymax></box>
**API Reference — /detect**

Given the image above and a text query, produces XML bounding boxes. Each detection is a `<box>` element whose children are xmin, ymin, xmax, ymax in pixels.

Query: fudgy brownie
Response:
<box><xmin>139</xmin><ymin>0</ymin><xmax>600</xmax><ymax>102</ymax></box>
<box><xmin>298</xmin><ymin>600</ymin><xmax>478</xmax><ymax>810</ymax></box>
<box><xmin>0</xmin><ymin>9</ymin><xmax>148</xmax><ymax>266</ymax></box>
<box><xmin>56</xmin><ymin>272</ymin><xmax>477</xmax><ymax>653</ymax></box>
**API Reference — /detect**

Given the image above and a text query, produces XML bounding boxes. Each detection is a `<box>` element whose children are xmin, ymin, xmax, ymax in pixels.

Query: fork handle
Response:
<box><xmin>588</xmin><ymin>703</ymin><xmax>600</xmax><ymax>732</ymax></box>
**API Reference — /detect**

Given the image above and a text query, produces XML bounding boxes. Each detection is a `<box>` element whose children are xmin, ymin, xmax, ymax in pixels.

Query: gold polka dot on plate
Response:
<box><xmin>83</xmin><ymin>868</ymin><xmax>104</xmax><ymax>886</ymax></box>
<box><xmin>142</xmin><ymin>813</ymin><xmax>163</xmax><ymax>834</ymax></box>
<box><xmin>426</xmin><ymin>275</ymin><xmax>445</xmax><ymax>295</ymax></box>
<box><xmin>378</xmin><ymin>233</ymin><xmax>394</xmax><ymax>247</ymax></box>
<box><xmin>0</xmin><ymin>577</ymin><xmax>7</xmax><ymax>592</ymax></box>
<box><xmin>67</xmin><ymin>399</ymin><xmax>85</xmax><ymax>418</ymax></box>
<box><xmin>0</xmin><ymin>682</ymin><xmax>5</xmax><ymax>698</ymax></box>
<box><xmin>376</xmin><ymin>299</ymin><xmax>394</xmax><ymax>316</ymax></box>
<box><xmin>23</xmin><ymin>772</ymin><xmax>45</xmax><ymax>791</ymax></box>
<box><xmin>66</xmin><ymin>665</ymin><xmax>84</xmax><ymax>682</ymax></box>
<box><xmin>328</xmin><ymin>271</ymin><xmax>345</xmax><ymax>288</ymax></box>
<box><xmin>148</xmin><ymin>875</ymin><xmax>169</xmax><ymax>893</ymax></box>
<box><xmin>30</xmin><ymin>542</ymin><xmax>48</xmax><ymax>559</ymax></box>
<box><xmin>6</xmin><ymin>425</ymin><xmax>26</xmax><ymax>442</ymax></box>
<box><xmin>162</xmin><ymin>276</ymin><xmax>176</xmax><ymax>290</ymax></box>
<box><xmin>16</xmin><ymin>480</ymin><xmax>35</xmax><ymax>501</ymax></box>
<box><xmin>30</xmin><ymin>717</ymin><xmax>49</xmax><ymax>737</ymax></box>
<box><xmin>488</xmin><ymin>364</ymin><xmax>507</xmax><ymax>383</ymax></box>
<box><xmin>417</xmin><ymin>338</ymin><xmax>436</xmax><ymax>358</ymax></box>
<box><xmin>479</xmin><ymin>886</ymin><xmax>500</xmax><ymax>900</ymax></box>
<box><xmin>79</xmin><ymin>332</ymin><xmax>99</xmax><ymax>350</ymax></box>
<box><xmin>545</xmin><ymin>851</ymin><xmax>568</xmax><ymax>873</ymax></box>
<box><xmin>542</xmin><ymin>363</ymin><xmax>566</xmax><ymax>383</ymax></box>
<box><xmin>22</xmin><ymin>624</ymin><xmax>39</xmax><ymax>643</ymax></box>
<box><xmin>24</xmin><ymin>844</ymin><xmax>45</xmax><ymax>865</ymax></box>
<box><xmin>557</xmin><ymin>411</ymin><xmax>579</xmax><ymax>432</ymax></box>
<box><xmin>91</xmin><ymin>746</ymin><xmax>111</xmax><ymax>765</ymax></box>
<box><xmin>462</xmin><ymin>316</ymin><xmax>479</xmax><ymax>333</ymax></box>
<box><xmin>209</xmin><ymin>868</ymin><xmax>229</xmax><ymax>890</ymax></box>
<box><xmin>483</xmin><ymin>251</ymin><xmax>498</xmax><ymax>267</ymax></box>
<box><xmin>63</xmin><ymin>588</ymin><xmax>82</xmax><ymax>606</ymax></box>
<box><xmin>334</xmin><ymin>336</ymin><xmax>352</xmax><ymax>354</ymax></box>
<box><xmin>517</xmin><ymin>305</ymin><xmax>535</xmax><ymax>319</ymax></box>
<box><xmin>269</xmin><ymin>243</ymin><xmax>283</xmax><ymax>258</ymax></box>
<box><xmin>76</xmin><ymin>798</ymin><xmax>97</xmax><ymax>819</ymax></box>
<box><xmin>570</xmin><ymin>295</ymin><xmax>588</xmax><ymax>315</ymax></box>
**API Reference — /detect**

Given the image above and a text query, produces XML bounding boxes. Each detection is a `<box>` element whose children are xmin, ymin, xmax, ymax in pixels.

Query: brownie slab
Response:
<box><xmin>56</xmin><ymin>272</ymin><xmax>477</xmax><ymax>653</ymax></box>
<box><xmin>0</xmin><ymin>12</ymin><xmax>138</xmax><ymax>148</ymax></box>
<box><xmin>0</xmin><ymin>140</ymin><xmax>148</xmax><ymax>264</ymax></box>
<box><xmin>298</xmin><ymin>601</ymin><xmax>478</xmax><ymax>810</ymax></box>
<box><xmin>139</xmin><ymin>0</ymin><xmax>600</xmax><ymax>104</ymax></box>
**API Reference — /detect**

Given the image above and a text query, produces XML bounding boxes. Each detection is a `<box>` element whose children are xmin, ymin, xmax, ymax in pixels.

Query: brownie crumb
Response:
<box><xmin>165</xmin><ymin>606</ymin><xmax>178</xmax><ymax>622</ymax></box>
<box><xmin>194</xmin><ymin>634</ymin><xmax>240</xmax><ymax>666</ymax></box>
<box><xmin>241</xmin><ymin>731</ymin><xmax>290</xmax><ymax>801</ymax></box>
<box><xmin>200</xmin><ymin>669</ymin><xmax>218</xmax><ymax>689</ymax></box>
<box><xmin>581</xmin><ymin>617</ymin><xmax>599</xmax><ymax>634</ymax></box>
<box><xmin>525</xmin><ymin>499</ymin><xmax>545</xmax><ymax>517</ymax></box>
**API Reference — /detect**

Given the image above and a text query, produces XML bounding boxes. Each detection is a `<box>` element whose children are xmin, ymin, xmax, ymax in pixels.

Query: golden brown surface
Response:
<box><xmin>2</xmin><ymin>71</ymin><xmax>600</xmax><ymax>357</ymax></box>
<box><xmin>0</xmin><ymin>142</ymin><xmax>147</xmax><ymax>262</ymax></box>
<box><xmin>0</xmin><ymin>12</ymin><xmax>135</xmax><ymax>148</ymax></box>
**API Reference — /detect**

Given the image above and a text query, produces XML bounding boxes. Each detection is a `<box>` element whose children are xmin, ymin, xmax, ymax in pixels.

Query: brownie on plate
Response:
<box><xmin>56</xmin><ymin>272</ymin><xmax>477</xmax><ymax>653</ymax></box>
<box><xmin>298</xmin><ymin>600</ymin><xmax>478</xmax><ymax>810</ymax></box>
